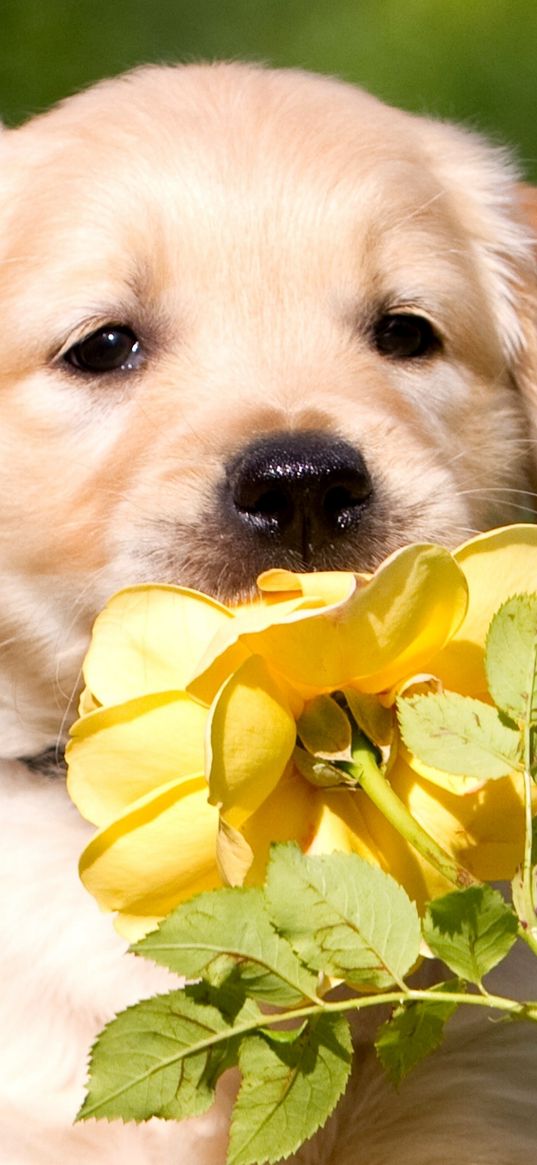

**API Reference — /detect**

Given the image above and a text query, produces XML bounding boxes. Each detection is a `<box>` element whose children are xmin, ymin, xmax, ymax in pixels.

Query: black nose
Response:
<box><xmin>225</xmin><ymin>431</ymin><xmax>373</xmax><ymax>561</ymax></box>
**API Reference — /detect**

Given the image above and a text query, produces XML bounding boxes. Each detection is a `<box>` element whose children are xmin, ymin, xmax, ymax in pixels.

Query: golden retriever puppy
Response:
<box><xmin>1</xmin><ymin>62</ymin><xmax>536</xmax><ymax>1164</ymax></box>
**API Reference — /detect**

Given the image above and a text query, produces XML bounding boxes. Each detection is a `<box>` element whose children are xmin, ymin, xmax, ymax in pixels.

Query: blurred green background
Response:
<box><xmin>1</xmin><ymin>0</ymin><xmax>536</xmax><ymax>177</ymax></box>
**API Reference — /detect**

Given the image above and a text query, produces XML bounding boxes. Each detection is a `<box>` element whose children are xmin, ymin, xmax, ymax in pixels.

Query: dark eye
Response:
<box><xmin>64</xmin><ymin>325</ymin><xmax>143</xmax><ymax>373</ymax></box>
<box><xmin>373</xmin><ymin>313</ymin><xmax>440</xmax><ymax>359</ymax></box>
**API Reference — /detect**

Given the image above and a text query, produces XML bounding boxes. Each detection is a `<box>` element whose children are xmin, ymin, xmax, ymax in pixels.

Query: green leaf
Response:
<box><xmin>297</xmin><ymin>694</ymin><xmax>352</xmax><ymax>760</ymax></box>
<box><xmin>485</xmin><ymin>594</ymin><xmax>537</xmax><ymax>724</ymax></box>
<box><xmin>397</xmin><ymin>691</ymin><xmax>521</xmax><ymax>779</ymax></box>
<box><xmin>265</xmin><ymin>845</ymin><xmax>420</xmax><ymax>990</ymax></box>
<box><xmin>227</xmin><ymin>1013</ymin><xmax>352</xmax><ymax>1165</ymax></box>
<box><xmin>510</xmin><ymin>816</ymin><xmax>537</xmax><ymax>934</ymax></box>
<box><xmin>258</xmin><ymin>1021</ymin><xmax>309</xmax><ymax>1045</ymax></box>
<box><xmin>423</xmin><ymin>885</ymin><xmax>518</xmax><ymax>984</ymax></box>
<box><xmin>133</xmin><ymin>887</ymin><xmax>319</xmax><ymax>1006</ymax></box>
<box><xmin>375</xmin><ymin>980</ymin><xmax>461</xmax><ymax>1086</ymax></box>
<box><xmin>78</xmin><ymin>987</ymin><xmax>260</xmax><ymax>1123</ymax></box>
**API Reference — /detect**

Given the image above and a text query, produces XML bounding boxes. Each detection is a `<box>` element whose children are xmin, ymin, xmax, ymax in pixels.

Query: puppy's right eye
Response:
<box><xmin>373</xmin><ymin>313</ymin><xmax>440</xmax><ymax>360</ymax></box>
<box><xmin>63</xmin><ymin>325</ymin><xmax>143</xmax><ymax>373</ymax></box>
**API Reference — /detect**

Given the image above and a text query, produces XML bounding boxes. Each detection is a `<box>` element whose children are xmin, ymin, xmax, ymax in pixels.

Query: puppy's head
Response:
<box><xmin>0</xmin><ymin>62</ymin><xmax>536</xmax><ymax>753</ymax></box>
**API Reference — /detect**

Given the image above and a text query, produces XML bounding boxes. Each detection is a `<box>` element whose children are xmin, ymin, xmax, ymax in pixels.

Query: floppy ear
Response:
<box><xmin>416</xmin><ymin>118</ymin><xmax>537</xmax><ymax>481</ymax></box>
<box><xmin>516</xmin><ymin>182</ymin><xmax>537</xmax><ymax>225</ymax></box>
<box><xmin>511</xmin><ymin>183</ymin><xmax>537</xmax><ymax>479</ymax></box>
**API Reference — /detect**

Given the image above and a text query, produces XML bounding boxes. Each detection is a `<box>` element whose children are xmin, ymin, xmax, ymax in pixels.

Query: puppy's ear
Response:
<box><xmin>417</xmin><ymin>120</ymin><xmax>537</xmax><ymax>476</ymax></box>
<box><xmin>516</xmin><ymin>182</ymin><xmax>537</xmax><ymax>225</ymax></box>
<box><xmin>511</xmin><ymin>184</ymin><xmax>537</xmax><ymax>473</ymax></box>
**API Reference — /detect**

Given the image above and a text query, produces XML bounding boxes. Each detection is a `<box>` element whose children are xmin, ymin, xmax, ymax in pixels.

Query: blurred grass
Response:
<box><xmin>0</xmin><ymin>0</ymin><xmax>536</xmax><ymax>177</ymax></box>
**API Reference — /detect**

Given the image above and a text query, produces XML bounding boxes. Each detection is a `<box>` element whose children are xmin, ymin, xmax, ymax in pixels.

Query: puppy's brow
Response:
<box><xmin>385</xmin><ymin>190</ymin><xmax>446</xmax><ymax>233</ymax></box>
<box><xmin>50</xmin><ymin>300</ymin><xmax>142</xmax><ymax>353</ymax></box>
<box><xmin>125</xmin><ymin>261</ymin><xmax>154</xmax><ymax>304</ymax></box>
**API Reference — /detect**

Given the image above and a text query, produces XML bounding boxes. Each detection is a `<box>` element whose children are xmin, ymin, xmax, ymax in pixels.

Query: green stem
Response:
<box><xmin>350</xmin><ymin>741</ymin><xmax>477</xmax><ymax>891</ymax></box>
<box><xmin>321</xmin><ymin>987</ymin><xmax>530</xmax><ymax>1020</ymax></box>
<box><xmin>79</xmin><ymin>984</ymin><xmax>535</xmax><ymax>1120</ymax></box>
<box><xmin>517</xmin><ymin>648</ymin><xmax>537</xmax><ymax>956</ymax></box>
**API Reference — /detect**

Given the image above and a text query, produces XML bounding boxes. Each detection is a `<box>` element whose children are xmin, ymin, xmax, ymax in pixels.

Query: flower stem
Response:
<box><xmin>515</xmin><ymin>651</ymin><xmax>537</xmax><ymax>956</ymax></box>
<box><xmin>78</xmin><ymin>984</ymin><xmax>537</xmax><ymax>1119</ymax></box>
<box><xmin>349</xmin><ymin>738</ymin><xmax>477</xmax><ymax>890</ymax></box>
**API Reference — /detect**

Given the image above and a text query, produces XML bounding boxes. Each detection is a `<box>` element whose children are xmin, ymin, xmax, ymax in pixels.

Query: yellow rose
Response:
<box><xmin>66</xmin><ymin>527</ymin><xmax>537</xmax><ymax>940</ymax></box>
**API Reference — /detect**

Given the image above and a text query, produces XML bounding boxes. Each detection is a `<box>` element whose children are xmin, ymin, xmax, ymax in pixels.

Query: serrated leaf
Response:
<box><xmin>227</xmin><ymin>1013</ymin><xmax>352</xmax><ymax>1165</ymax></box>
<box><xmin>511</xmin><ymin>816</ymin><xmax>537</xmax><ymax>942</ymax></box>
<box><xmin>133</xmin><ymin>887</ymin><xmax>319</xmax><ymax>1006</ymax></box>
<box><xmin>79</xmin><ymin>987</ymin><xmax>260</xmax><ymax>1122</ymax></box>
<box><xmin>375</xmin><ymin>979</ymin><xmax>461</xmax><ymax>1086</ymax></box>
<box><xmin>297</xmin><ymin>694</ymin><xmax>352</xmax><ymax>760</ymax></box>
<box><xmin>397</xmin><ymin>691</ymin><xmax>521</xmax><ymax>783</ymax></box>
<box><xmin>258</xmin><ymin>1021</ymin><xmax>309</xmax><ymax>1044</ymax></box>
<box><xmin>265</xmin><ymin>845</ymin><xmax>420</xmax><ymax>990</ymax></box>
<box><xmin>485</xmin><ymin>594</ymin><xmax>537</xmax><ymax>724</ymax></box>
<box><xmin>423</xmin><ymin>885</ymin><xmax>518</xmax><ymax>984</ymax></box>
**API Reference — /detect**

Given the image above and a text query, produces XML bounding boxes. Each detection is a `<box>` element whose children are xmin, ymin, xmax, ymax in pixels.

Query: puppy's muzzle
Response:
<box><xmin>224</xmin><ymin>431</ymin><xmax>373</xmax><ymax>563</ymax></box>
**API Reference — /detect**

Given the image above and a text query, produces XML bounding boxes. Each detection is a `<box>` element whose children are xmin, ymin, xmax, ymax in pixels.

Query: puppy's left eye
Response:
<box><xmin>63</xmin><ymin>325</ymin><xmax>143</xmax><ymax>373</ymax></box>
<box><xmin>373</xmin><ymin>313</ymin><xmax>440</xmax><ymax>359</ymax></box>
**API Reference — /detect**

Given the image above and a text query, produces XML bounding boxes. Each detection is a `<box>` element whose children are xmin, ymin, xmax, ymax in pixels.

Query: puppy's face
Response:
<box><xmin>0</xmin><ymin>64</ymin><xmax>536</xmax><ymax>752</ymax></box>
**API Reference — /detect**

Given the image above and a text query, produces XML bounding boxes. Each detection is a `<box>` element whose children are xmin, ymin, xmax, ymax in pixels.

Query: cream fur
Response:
<box><xmin>1</xmin><ymin>62</ymin><xmax>537</xmax><ymax>1163</ymax></box>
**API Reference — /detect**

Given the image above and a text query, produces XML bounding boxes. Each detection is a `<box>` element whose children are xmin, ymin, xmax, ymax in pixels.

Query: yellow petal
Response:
<box><xmin>79</xmin><ymin>775</ymin><xmax>220</xmax><ymax>940</ymax></box>
<box><xmin>236</xmin><ymin>545</ymin><xmax>468</xmax><ymax>695</ymax></box>
<box><xmin>257</xmin><ymin>569</ymin><xmax>357</xmax><ymax>606</ymax></box>
<box><xmin>225</xmin><ymin>766</ymin><xmax>382</xmax><ymax>887</ymax></box>
<box><xmin>380</xmin><ymin>757</ymin><xmax>529</xmax><ymax>897</ymax></box>
<box><xmin>67</xmin><ymin>691</ymin><xmax>207</xmax><ymax>826</ymax></box>
<box><xmin>215</xmin><ymin>765</ymin><xmax>317</xmax><ymax>885</ymax></box>
<box><xmin>78</xmin><ymin>686</ymin><xmax>100</xmax><ymax>715</ymax></box>
<box><xmin>112</xmin><ymin>913</ymin><xmax>164</xmax><ymax>942</ymax></box>
<box><xmin>84</xmin><ymin>585</ymin><xmax>233</xmax><ymax>705</ymax></box>
<box><xmin>238</xmin><ymin>765</ymin><xmax>323</xmax><ymax>884</ymax></box>
<box><xmin>188</xmin><ymin>577</ymin><xmax>354</xmax><ymax>705</ymax></box>
<box><xmin>432</xmin><ymin>525</ymin><xmax>537</xmax><ymax>696</ymax></box>
<box><xmin>216</xmin><ymin>817</ymin><xmax>254</xmax><ymax>886</ymax></box>
<box><xmin>306</xmin><ymin>788</ymin><xmax>384</xmax><ymax>867</ymax></box>
<box><xmin>208</xmin><ymin>655</ymin><xmax>297</xmax><ymax>823</ymax></box>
